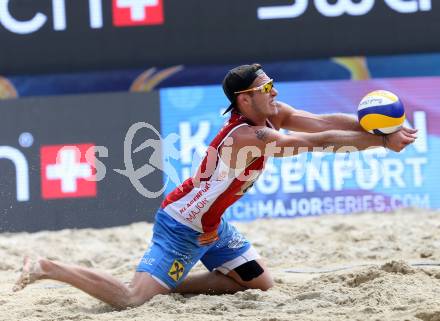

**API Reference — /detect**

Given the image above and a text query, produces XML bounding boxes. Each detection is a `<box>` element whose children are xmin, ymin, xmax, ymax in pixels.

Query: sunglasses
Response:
<box><xmin>234</xmin><ymin>79</ymin><xmax>274</xmax><ymax>95</ymax></box>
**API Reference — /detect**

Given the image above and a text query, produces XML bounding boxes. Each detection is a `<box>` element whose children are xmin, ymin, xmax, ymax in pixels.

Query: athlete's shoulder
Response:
<box><xmin>226</xmin><ymin>123</ymin><xmax>259</xmax><ymax>148</ymax></box>
<box><xmin>268</xmin><ymin>101</ymin><xmax>296</xmax><ymax>129</ymax></box>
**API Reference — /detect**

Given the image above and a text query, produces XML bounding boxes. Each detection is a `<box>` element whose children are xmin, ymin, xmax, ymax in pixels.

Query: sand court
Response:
<box><xmin>2</xmin><ymin>209</ymin><xmax>440</xmax><ymax>321</ymax></box>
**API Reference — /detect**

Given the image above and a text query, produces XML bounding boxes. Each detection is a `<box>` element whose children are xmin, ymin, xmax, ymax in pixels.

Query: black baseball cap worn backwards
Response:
<box><xmin>222</xmin><ymin>63</ymin><xmax>265</xmax><ymax>114</ymax></box>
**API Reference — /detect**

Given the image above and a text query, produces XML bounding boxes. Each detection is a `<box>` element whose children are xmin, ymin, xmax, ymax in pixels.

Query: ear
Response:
<box><xmin>237</xmin><ymin>94</ymin><xmax>251</xmax><ymax>107</ymax></box>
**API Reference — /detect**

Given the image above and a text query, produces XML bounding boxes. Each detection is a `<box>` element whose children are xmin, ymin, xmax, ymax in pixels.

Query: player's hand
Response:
<box><xmin>384</xmin><ymin>127</ymin><xmax>418</xmax><ymax>152</ymax></box>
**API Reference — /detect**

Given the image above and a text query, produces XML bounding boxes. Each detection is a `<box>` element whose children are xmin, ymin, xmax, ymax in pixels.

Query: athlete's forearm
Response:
<box><xmin>319</xmin><ymin>114</ymin><xmax>364</xmax><ymax>132</ymax></box>
<box><xmin>311</xmin><ymin>129</ymin><xmax>383</xmax><ymax>151</ymax></box>
<box><xmin>259</xmin><ymin>129</ymin><xmax>383</xmax><ymax>158</ymax></box>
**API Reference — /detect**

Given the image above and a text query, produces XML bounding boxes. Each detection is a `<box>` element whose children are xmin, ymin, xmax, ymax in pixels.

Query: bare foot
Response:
<box><xmin>13</xmin><ymin>256</ymin><xmax>43</xmax><ymax>292</ymax></box>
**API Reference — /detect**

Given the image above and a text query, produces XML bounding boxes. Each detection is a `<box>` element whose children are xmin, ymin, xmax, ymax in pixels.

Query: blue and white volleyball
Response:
<box><xmin>357</xmin><ymin>90</ymin><xmax>405</xmax><ymax>135</ymax></box>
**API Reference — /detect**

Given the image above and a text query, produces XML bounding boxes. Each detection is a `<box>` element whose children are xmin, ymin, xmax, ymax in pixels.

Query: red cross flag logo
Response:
<box><xmin>112</xmin><ymin>0</ymin><xmax>164</xmax><ymax>27</ymax></box>
<box><xmin>41</xmin><ymin>144</ymin><xmax>97</xmax><ymax>200</ymax></box>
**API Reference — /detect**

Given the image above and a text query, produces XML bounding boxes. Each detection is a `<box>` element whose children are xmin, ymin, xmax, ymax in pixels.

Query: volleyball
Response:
<box><xmin>357</xmin><ymin>90</ymin><xmax>405</xmax><ymax>134</ymax></box>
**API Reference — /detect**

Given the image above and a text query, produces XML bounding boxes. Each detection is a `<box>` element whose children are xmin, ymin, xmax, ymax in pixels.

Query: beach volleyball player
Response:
<box><xmin>13</xmin><ymin>64</ymin><xmax>417</xmax><ymax>309</ymax></box>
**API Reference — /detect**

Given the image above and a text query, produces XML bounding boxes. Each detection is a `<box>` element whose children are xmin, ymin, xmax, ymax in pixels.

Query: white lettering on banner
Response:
<box><xmin>382</xmin><ymin>159</ymin><xmax>405</xmax><ymax>188</ymax></box>
<box><xmin>306</xmin><ymin>159</ymin><xmax>331</xmax><ymax>192</ymax></box>
<box><xmin>85</xmin><ymin>146</ymin><xmax>108</xmax><ymax>181</ymax></box>
<box><xmin>227</xmin><ymin>193</ymin><xmax>430</xmax><ymax>219</ymax></box>
<box><xmin>280</xmin><ymin>155</ymin><xmax>306</xmax><ymax>193</ymax></box>
<box><xmin>89</xmin><ymin>0</ymin><xmax>104</xmax><ymax>28</ymax></box>
<box><xmin>391</xmin><ymin>193</ymin><xmax>430</xmax><ymax>208</ymax></box>
<box><xmin>0</xmin><ymin>146</ymin><xmax>29</xmax><ymax>202</ymax></box>
<box><xmin>116</xmin><ymin>0</ymin><xmax>159</xmax><ymax>21</ymax></box>
<box><xmin>0</xmin><ymin>0</ymin><xmax>47</xmax><ymax>34</ymax></box>
<box><xmin>248</xmin><ymin>156</ymin><xmax>428</xmax><ymax>194</ymax></box>
<box><xmin>53</xmin><ymin>0</ymin><xmax>67</xmax><ymax>30</ymax></box>
<box><xmin>333</xmin><ymin>159</ymin><xmax>354</xmax><ymax>191</ymax></box>
<box><xmin>0</xmin><ymin>0</ymin><xmax>105</xmax><ymax>34</ymax></box>
<box><xmin>258</xmin><ymin>0</ymin><xmax>308</xmax><ymax>19</ymax></box>
<box><xmin>412</xmin><ymin>112</ymin><xmax>428</xmax><ymax>153</ymax></box>
<box><xmin>47</xmin><ymin>147</ymin><xmax>92</xmax><ymax>193</ymax></box>
<box><xmin>385</xmin><ymin>0</ymin><xmax>431</xmax><ymax>13</ymax></box>
<box><xmin>181</xmin><ymin>167</ymin><xmax>192</xmax><ymax>181</ymax></box>
<box><xmin>258</xmin><ymin>0</ymin><xmax>432</xmax><ymax>20</ymax></box>
<box><xmin>355</xmin><ymin>159</ymin><xmax>380</xmax><ymax>190</ymax></box>
<box><xmin>179</xmin><ymin>121</ymin><xmax>210</xmax><ymax>164</ymax></box>
<box><xmin>405</xmin><ymin>157</ymin><xmax>426</xmax><ymax>187</ymax></box>
<box><xmin>315</xmin><ymin>0</ymin><xmax>375</xmax><ymax>17</ymax></box>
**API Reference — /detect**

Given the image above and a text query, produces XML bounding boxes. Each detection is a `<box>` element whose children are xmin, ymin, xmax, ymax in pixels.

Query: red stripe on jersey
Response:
<box><xmin>201</xmin><ymin>157</ymin><xmax>265</xmax><ymax>233</ymax></box>
<box><xmin>161</xmin><ymin>177</ymin><xmax>194</xmax><ymax>209</ymax></box>
<box><xmin>161</xmin><ymin>113</ymin><xmax>248</xmax><ymax>209</ymax></box>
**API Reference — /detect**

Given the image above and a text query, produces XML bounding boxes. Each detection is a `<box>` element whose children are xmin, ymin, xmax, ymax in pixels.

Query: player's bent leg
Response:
<box><xmin>174</xmin><ymin>270</ymin><xmax>246</xmax><ymax>295</ymax></box>
<box><xmin>126</xmin><ymin>271</ymin><xmax>170</xmax><ymax>307</ymax></box>
<box><xmin>200</xmin><ymin>218</ymin><xmax>274</xmax><ymax>292</ymax></box>
<box><xmin>226</xmin><ymin>259</ymin><xmax>274</xmax><ymax>291</ymax></box>
<box><xmin>175</xmin><ymin>262</ymin><xmax>273</xmax><ymax>295</ymax></box>
<box><xmin>13</xmin><ymin>256</ymin><xmax>170</xmax><ymax>309</ymax></box>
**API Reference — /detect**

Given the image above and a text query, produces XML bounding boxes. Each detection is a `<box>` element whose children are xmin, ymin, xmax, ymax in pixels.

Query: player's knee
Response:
<box><xmin>258</xmin><ymin>276</ymin><xmax>274</xmax><ymax>291</ymax></box>
<box><xmin>234</xmin><ymin>260</ymin><xmax>273</xmax><ymax>290</ymax></box>
<box><xmin>123</xmin><ymin>292</ymin><xmax>150</xmax><ymax>309</ymax></box>
<box><xmin>233</xmin><ymin>260</ymin><xmax>274</xmax><ymax>291</ymax></box>
<box><xmin>234</xmin><ymin>260</ymin><xmax>264</xmax><ymax>282</ymax></box>
<box><xmin>119</xmin><ymin>288</ymin><xmax>156</xmax><ymax>309</ymax></box>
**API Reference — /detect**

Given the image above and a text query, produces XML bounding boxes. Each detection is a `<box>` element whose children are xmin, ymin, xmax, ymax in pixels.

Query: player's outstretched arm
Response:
<box><xmin>273</xmin><ymin>101</ymin><xmax>363</xmax><ymax>132</ymax></box>
<box><xmin>230</xmin><ymin>125</ymin><xmax>417</xmax><ymax>162</ymax></box>
<box><xmin>301</xmin><ymin>126</ymin><xmax>417</xmax><ymax>153</ymax></box>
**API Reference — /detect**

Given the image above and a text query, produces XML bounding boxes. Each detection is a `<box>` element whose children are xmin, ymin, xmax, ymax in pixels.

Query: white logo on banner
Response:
<box><xmin>46</xmin><ymin>148</ymin><xmax>93</xmax><ymax>193</ymax></box>
<box><xmin>114</xmin><ymin>122</ymin><xmax>181</xmax><ymax>199</ymax></box>
<box><xmin>116</xmin><ymin>0</ymin><xmax>159</xmax><ymax>21</ymax></box>
<box><xmin>258</xmin><ymin>0</ymin><xmax>432</xmax><ymax>20</ymax></box>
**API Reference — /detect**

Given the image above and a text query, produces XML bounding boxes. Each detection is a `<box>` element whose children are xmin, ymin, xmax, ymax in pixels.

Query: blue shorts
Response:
<box><xmin>136</xmin><ymin>209</ymin><xmax>259</xmax><ymax>289</ymax></box>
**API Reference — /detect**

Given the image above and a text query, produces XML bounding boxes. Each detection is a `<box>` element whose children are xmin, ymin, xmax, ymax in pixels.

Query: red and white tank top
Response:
<box><xmin>161</xmin><ymin>112</ymin><xmax>274</xmax><ymax>233</ymax></box>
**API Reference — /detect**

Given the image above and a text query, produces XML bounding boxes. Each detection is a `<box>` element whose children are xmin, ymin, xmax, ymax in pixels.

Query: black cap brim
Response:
<box><xmin>222</xmin><ymin>103</ymin><xmax>235</xmax><ymax>115</ymax></box>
